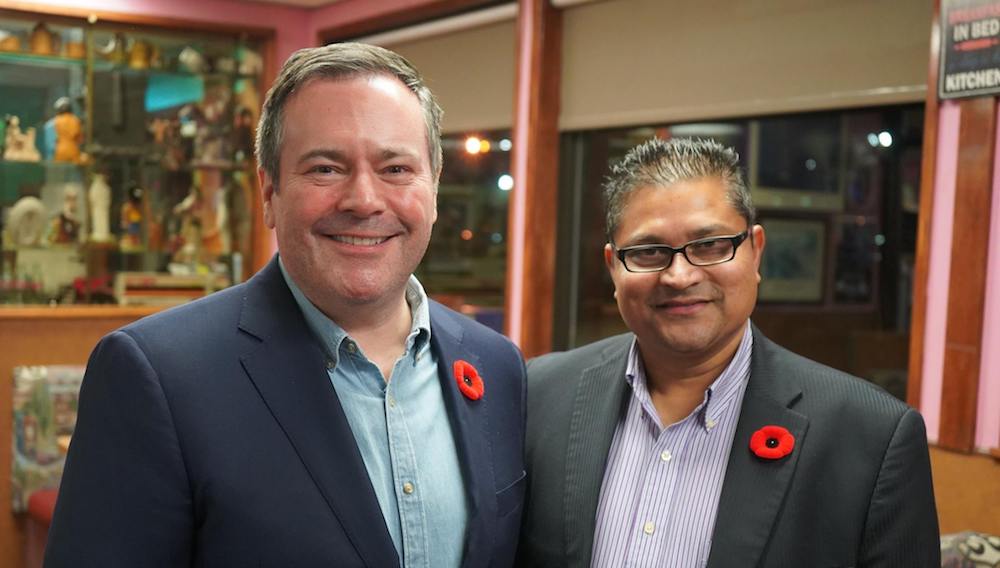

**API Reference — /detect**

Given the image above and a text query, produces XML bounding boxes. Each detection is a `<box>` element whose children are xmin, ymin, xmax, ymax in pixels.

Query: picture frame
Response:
<box><xmin>758</xmin><ymin>217</ymin><xmax>827</xmax><ymax>303</ymax></box>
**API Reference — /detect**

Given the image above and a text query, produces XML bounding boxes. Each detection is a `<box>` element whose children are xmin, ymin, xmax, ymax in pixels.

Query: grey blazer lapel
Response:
<box><xmin>707</xmin><ymin>327</ymin><xmax>808</xmax><ymax>568</ymax></box>
<box><xmin>564</xmin><ymin>336</ymin><xmax>631</xmax><ymax>566</ymax></box>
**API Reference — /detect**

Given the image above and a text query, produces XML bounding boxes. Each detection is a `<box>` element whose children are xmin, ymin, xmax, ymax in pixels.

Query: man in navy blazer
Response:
<box><xmin>46</xmin><ymin>43</ymin><xmax>526</xmax><ymax>567</ymax></box>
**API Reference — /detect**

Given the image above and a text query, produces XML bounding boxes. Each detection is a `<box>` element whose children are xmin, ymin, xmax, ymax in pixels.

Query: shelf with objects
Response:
<box><xmin>0</xmin><ymin>11</ymin><xmax>268</xmax><ymax>308</ymax></box>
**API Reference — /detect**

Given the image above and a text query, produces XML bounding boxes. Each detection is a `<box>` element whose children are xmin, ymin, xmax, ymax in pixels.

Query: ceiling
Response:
<box><xmin>235</xmin><ymin>0</ymin><xmax>342</xmax><ymax>7</ymax></box>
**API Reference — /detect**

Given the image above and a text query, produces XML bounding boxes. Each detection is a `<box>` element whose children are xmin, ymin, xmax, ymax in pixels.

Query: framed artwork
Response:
<box><xmin>748</xmin><ymin>117</ymin><xmax>845</xmax><ymax>212</ymax></box>
<box><xmin>759</xmin><ymin>218</ymin><xmax>826</xmax><ymax>302</ymax></box>
<box><xmin>11</xmin><ymin>365</ymin><xmax>85</xmax><ymax>512</ymax></box>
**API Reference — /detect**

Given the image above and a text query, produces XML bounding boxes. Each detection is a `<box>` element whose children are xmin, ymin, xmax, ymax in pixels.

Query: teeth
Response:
<box><xmin>331</xmin><ymin>235</ymin><xmax>388</xmax><ymax>246</ymax></box>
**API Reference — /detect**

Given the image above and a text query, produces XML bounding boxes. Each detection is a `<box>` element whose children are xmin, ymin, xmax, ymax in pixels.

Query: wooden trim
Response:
<box><xmin>0</xmin><ymin>306</ymin><xmax>162</xmax><ymax>320</ymax></box>
<box><xmin>504</xmin><ymin>0</ymin><xmax>561</xmax><ymax>357</ymax></box>
<box><xmin>0</xmin><ymin>2</ymin><xmax>275</xmax><ymax>38</ymax></box>
<box><xmin>938</xmin><ymin>96</ymin><xmax>997</xmax><ymax>452</ymax></box>
<box><xmin>907</xmin><ymin>0</ymin><xmax>941</xmax><ymax>410</ymax></box>
<box><xmin>317</xmin><ymin>0</ymin><xmax>495</xmax><ymax>44</ymax></box>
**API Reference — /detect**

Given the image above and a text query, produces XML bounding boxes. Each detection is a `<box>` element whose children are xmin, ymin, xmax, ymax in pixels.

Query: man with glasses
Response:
<box><xmin>516</xmin><ymin>138</ymin><xmax>939</xmax><ymax>567</ymax></box>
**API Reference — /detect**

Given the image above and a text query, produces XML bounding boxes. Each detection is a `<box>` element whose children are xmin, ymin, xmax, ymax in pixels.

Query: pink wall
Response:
<box><xmin>921</xmin><ymin>99</ymin><xmax>1000</xmax><ymax>451</ymax></box>
<box><xmin>920</xmin><ymin>101</ymin><xmax>960</xmax><ymax>444</ymax></box>
<box><xmin>976</xmin><ymin>104</ymin><xmax>1000</xmax><ymax>450</ymax></box>
<box><xmin>307</xmin><ymin>0</ymin><xmax>448</xmax><ymax>44</ymax></box>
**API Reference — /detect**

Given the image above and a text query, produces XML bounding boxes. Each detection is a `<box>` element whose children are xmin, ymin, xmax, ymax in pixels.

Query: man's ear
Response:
<box><xmin>258</xmin><ymin>167</ymin><xmax>275</xmax><ymax>229</ymax></box>
<box><xmin>751</xmin><ymin>224</ymin><xmax>766</xmax><ymax>283</ymax></box>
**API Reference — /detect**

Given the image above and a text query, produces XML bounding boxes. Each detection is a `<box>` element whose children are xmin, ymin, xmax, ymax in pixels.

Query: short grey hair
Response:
<box><xmin>603</xmin><ymin>137</ymin><xmax>756</xmax><ymax>240</ymax></box>
<box><xmin>255</xmin><ymin>43</ymin><xmax>443</xmax><ymax>188</ymax></box>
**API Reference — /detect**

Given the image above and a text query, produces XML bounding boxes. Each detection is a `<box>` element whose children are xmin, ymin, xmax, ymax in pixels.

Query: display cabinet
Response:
<box><xmin>0</xmin><ymin>10</ymin><xmax>267</xmax><ymax>306</ymax></box>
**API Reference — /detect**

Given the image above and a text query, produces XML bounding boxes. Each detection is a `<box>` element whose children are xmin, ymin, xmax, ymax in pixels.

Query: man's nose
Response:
<box><xmin>657</xmin><ymin>252</ymin><xmax>704</xmax><ymax>288</ymax></box>
<box><xmin>338</xmin><ymin>169</ymin><xmax>386</xmax><ymax>217</ymax></box>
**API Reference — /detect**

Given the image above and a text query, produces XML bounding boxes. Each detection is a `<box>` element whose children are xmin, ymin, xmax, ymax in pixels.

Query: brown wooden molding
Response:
<box><xmin>907</xmin><ymin>0</ymin><xmax>941</xmax><ymax>410</ymax></box>
<box><xmin>504</xmin><ymin>0</ymin><xmax>561</xmax><ymax>358</ymax></box>
<box><xmin>317</xmin><ymin>0</ymin><xmax>496</xmax><ymax>44</ymax></box>
<box><xmin>0</xmin><ymin>3</ymin><xmax>275</xmax><ymax>38</ymax></box>
<box><xmin>938</xmin><ymin>96</ymin><xmax>997</xmax><ymax>452</ymax></box>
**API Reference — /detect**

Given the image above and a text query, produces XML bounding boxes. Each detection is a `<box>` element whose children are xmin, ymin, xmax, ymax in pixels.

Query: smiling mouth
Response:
<box><xmin>329</xmin><ymin>235</ymin><xmax>390</xmax><ymax>246</ymax></box>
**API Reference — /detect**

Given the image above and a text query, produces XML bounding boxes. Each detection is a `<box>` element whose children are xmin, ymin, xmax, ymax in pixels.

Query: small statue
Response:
<box><xmin>6</xmin><ymin>196</ymin><xmax>47</xmax><ymax>247</ymax></box>
<box><xmin>29</xmin><ymin>22</ymin><xmax>56</xmax><ymax>56</ymax></box>
<box><xmin>50</xmin><ymin>185</ymin><xmax>82</xmax><ymax>244</ymax></box>
<box><xmin>88</xmin><ymin>174</ymin><xmax>112</xmax><ymax>243</ymax></box>
<box><xmin>119</xmin><ymin>185</ymin><xmax>145</xmax><ymax>252</ymax></box>
<box><xmin>52</xmin><ymin>97</ymin><xmax>83</xmax><ymax>163</ymax></box>
<box><xmin>236</xmin><ymin>45</ymin><xmax>263</xmax><ymax>76</ymax></box>
<box><xmin>3</xmin><ymin>116</ymin><xmax>42</xmax><ymax>162</ymax></box>
<box><xmin>98</xmin><ymin>32</ymin><xmax>127</xmax><ymax>65</ymax></box>
<box><xmin>128</xmin><ymin>38</ymin><xmax>151</xmax><ymax>70</ymax></box>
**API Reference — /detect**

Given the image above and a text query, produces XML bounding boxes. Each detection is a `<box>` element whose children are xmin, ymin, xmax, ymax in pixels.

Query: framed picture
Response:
<box><xmin>759</xmin><ymin>218</ymin><xmax>826</xmax><ymax>303</ymax></box>
<box><xmin>748</xmin><ymin>117</ymin><xmax>845</xmax><ymax>212</ymax></box>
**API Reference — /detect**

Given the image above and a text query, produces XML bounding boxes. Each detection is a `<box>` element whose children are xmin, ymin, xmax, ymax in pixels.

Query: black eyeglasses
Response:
<box><xmin>613</xmin><ymin>230</ymin><xmax>751</xmax><ymax>273</ymax></box>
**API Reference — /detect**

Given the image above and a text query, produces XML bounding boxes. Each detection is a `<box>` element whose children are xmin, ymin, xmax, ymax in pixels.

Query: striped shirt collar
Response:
<box><xmin>277</xmin><ymin>256</ymin><xmax>431</xmax><ymax>367</ymax></box>
<box><xmin>625</xmin><ymin>323</ymin><xmax>753</xmax><ymax>431</ymax></box>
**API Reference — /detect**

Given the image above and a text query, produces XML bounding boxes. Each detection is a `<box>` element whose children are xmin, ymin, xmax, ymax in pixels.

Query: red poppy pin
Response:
<box><xmin>453</xmin><ymin>359</ymin><xmax>484</xmax><ymax>401</ymax></box>
<box><xmin>750</xmin><ymin>425</ymin><xmax>795</xmax><ymax>460</ymax></box>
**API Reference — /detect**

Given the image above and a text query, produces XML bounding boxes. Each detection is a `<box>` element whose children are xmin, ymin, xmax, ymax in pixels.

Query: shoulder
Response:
<box><xmin>117</xmin><ymin>283</ymin><xmax>249</xmax><ymax>355</ymax></box>
<box><xmin>529</xmin><ymin>333</ymin><xmax>632</xmax><ymax>378</ymax></box>
<box><xmin>752</xmin><ymin>330</ymin><xmax>912</xmax><ymax>425</ymax></box>
<box><xmin>429</xmin><ymin>300</ymin><xmax>523</xmax><ymax>366</ymax></box>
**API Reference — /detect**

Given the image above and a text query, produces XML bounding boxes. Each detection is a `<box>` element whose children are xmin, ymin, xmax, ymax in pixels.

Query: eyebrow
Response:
<box><xmin>295</xmin><ymin>147</ymin><xmax>422</xmax><ymax>167</ymax></box>
<box><xmin>624</xmin><ymin>224</ymin><xmax>740</xmax><ymax>246</ymax></box>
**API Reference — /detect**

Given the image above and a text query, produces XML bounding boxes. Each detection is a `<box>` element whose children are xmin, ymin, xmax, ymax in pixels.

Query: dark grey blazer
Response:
<box><xmin>517</xmin><ymin>326</ymin><xmax>939</xmax><ymax>567</ymax></box>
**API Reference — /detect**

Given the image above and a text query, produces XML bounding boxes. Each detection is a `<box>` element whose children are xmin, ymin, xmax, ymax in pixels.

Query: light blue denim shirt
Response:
<box><xmin>279</xmin><ymin>259</ymin><xmax>468</xmax><ymax>568</ymax></box>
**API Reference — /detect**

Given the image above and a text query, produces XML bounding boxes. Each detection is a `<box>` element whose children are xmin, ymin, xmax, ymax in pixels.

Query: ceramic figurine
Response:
<box><xmin>7</xmin><ymin>196</ymin><xmax>47</xmax><ymax>247</ymax></box>
<box><xmin>29</xmin><ymin>23</ymin><xmax>56</xmax><ymax>56</ymax></box>
<box><xmin>236</xmin><ymin>45</ymin><xmax>263</xmax><ymax>76</ymax></box>
<box><xmin>178</xmin><ymin>46</ymin><xmax>207</xmax><ymax>73</ymax></box>
<box><xmin>98</xmin><ymin>32</ymin><xmax>127</xmax><ymax>65</ymax></box>
<box><xmin>50</xmin><ymin>185</ymin><xmax>82</xmax><ymax>244</ymax></box>
<box><xmin>119</xmin><ymin>185</ymin><xmax>145</xmax><ymax>252</ymax></box>
<box><xmin>0</xmin><ymin>30</ymin><xmax>21</xmax><ymax>52</ymax></box>
<box><xmin>88</xmin><ymin>174</ymin><xmax>112</xmax><ymax>243</ymax></box>
<box><xmin>128</xmin><ymin>39</ymin><xmax>151</xmax><ymax>70</ymax></box>
<box><xmin>64</xmin><ymin>28</ymin><xmax>85</xmax><ymax>59</ymax></box>
<box><xmin>3</xmin><ymin>116</ymin><xmax>42</xmax><ymax>162</ymax></box>
<box><xmin>52</xmin><ymin>97</ymin><xmax>83</xmax><ymax>163</ymax></box>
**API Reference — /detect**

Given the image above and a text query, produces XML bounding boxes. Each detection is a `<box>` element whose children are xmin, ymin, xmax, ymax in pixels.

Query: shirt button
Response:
<box><xmin>402</xmin><ymin>482</ymin><xmax>414</xmax><ymax>495</ymax></box>
<box><xmin>325</xmin><ymin>359</ymin><xmax>335</xmax><ymax>370</ymax></box>
<box><xmin>707</xmin><ymin>419</ymin><xmax>717</xmax><ymax>430</ymax></box>
<box><xmin>388</xmin><ymin>397</ymin><xmax>396</xmax><ymax>408</ymax></box>
<box><xmin>643</xmin><ymin>521</ymin><xmax>655</xmax><ymax>535</ymax></box>
<box><xmin>660</xmin><ymin>450</ymin><xmax>672</xmax><ymax>462</ymax></box>
<box><xmin>346</xmin><ymin>342</ymin><xmax>357</xmax><ymax>354</ymax></box>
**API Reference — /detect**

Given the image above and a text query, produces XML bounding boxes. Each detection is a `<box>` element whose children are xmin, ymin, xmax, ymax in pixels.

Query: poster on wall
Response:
<box><xmin>940</xmin><ymin>0</ymin><xmax>1000</xmax><ymax>99</ymax></box>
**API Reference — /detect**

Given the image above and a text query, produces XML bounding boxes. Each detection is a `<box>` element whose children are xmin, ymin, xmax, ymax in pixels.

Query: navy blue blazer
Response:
<box><xmin>46</xmin><ymin>258</ymin><xmax>527</xmax><ymax>567</ymax></box>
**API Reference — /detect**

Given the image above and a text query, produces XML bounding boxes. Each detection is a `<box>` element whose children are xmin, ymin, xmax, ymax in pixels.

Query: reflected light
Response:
<box><xmin>498</xmin><ymin>174</ymin><xmax>514</xmax><ymax>191</ymax></box>
<box><xmin>867</xmin><ymin>133</ymin><xmax>879</xmax><ymax>147</ymax></box>
<box><xmin>460</xmin><ymin>229</ymin><xmax>474</xmax><ymax>241</ymax></box>
<box><xmin>499</xmin><ymin>138</ymin><xmax>512</xmax><ymax>151</ymax></box>
<box><xmin>465</xmin><ymin>136</ymin><xmax>482</xmax><ymax>154</ymax></box>
<box><xmin>491</xmin><ymin>232</ymin><xmax>503</xmax><ymax>244</ymax></box>
<box><xmin>878</xmin><ymin>131</ymin><xmax>893</xmax><ymax>147</ymax></box>
<box><xmin>480</xmin><ymin>140</ymin><xmax>491</xmax><ymax>153</ymax></box>
<box><xmin>805</xmin><ymin>158</ymin><xmax>817</xmax><ymax>171</ymax></box>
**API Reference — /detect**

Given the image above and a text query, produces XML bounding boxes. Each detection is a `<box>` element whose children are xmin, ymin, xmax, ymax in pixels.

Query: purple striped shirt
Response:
<box><xmin>591</xmin><ymin>323</ymin><xmax>753</xmax><ymax>568</ymax></box>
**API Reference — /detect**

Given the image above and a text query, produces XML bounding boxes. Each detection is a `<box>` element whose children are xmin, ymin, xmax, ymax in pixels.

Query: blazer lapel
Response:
<box><xmin>429</xmin><ymin>304</ymin><xmax>495</xmax><ymax>568</ymax></box>
<box><xmin>564</xmin><ymin>337</ymin><xmax>632</xmax><ymax>567</ymax></box>
<box><xmin>707</xmin><ymin>328</ymin><xmax>809</xmax><ymax>568</ymax></box>
<box><xmin>238</xmin><ymin>259</ymin><xmax>399</xmax><ymax>568</ymax></box>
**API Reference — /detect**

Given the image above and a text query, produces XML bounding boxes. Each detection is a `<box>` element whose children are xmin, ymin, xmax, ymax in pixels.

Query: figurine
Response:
<box><xmin>178</xmin><ymin>46</ymin><xmax>207</xmax><ymax>73</ymax></box>
<box><xmin>3</xmin><ymin>116</ymin><xmax>42</xmax><ymax>162</ymax></box>
<box><xmin>98</xmin><ymin>32</ymin><xmax>127</xmax><ymax>65</ymax></box>
<box><xmin>236</xmin><ymin>45</ymin><xmax>263</xmax><ymax>76</ymax></box>
<box><xmin>29</xmin><ymin>23</ymin><xmax>56</xmax><ymax>56</ymax></box>
<box><xmin>119</xmin><ymin>185</ymin><xmax>145</xmax><ymax>252</ymax></box>
<box><xmin>128</xmin><ymin>38</ymin><xmax>151</xmax><ymax>70</ymax></box>
<box><xmin>63</xmin><ymin>28</ymin><xmax>85</xmax><ymax>59</ymax></box>
<box><xmin>6</xmin><ymin>197</ymin><xmax>47</xmax><ymax>247</ymax></box>
<box><xmin>52</xmin><ymin>97</ymin><xmax>83</xmax><ymax>163</ymax></box>
<box><xmin>50</xmin><ymin>185</ymin><xmax>81</xmax><ymax>244</ymax></box>
<box><xmin>233</xmin><ymin>106</ymin><xmax>255</xmax><ymax>163</ymax></box>
<box><xmin>172</xmin><ymin>166</ymin><xmax>228</xmax><ymax>264</ymax></box>
<box><xmin>88</xmin><ymin>174</ymin><xmax>112</xmax><ymax>243</ymax></box>
<box><xmin>0</xmin><ymin>30</ymin><xmax>21</xmax><ymax>52</ymax></box>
